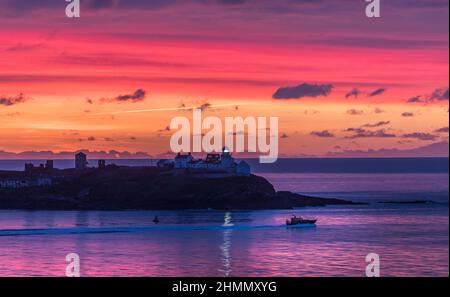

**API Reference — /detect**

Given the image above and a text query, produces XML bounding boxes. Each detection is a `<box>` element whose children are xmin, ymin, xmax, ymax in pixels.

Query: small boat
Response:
<box><xmin>153</xmin><ymin>216</ymin><xmax>160</xmax><ymax>224</ymax></box>
<box><xmin>286</xmin><ymin>215</ymin><xmax>316</xmax><ymax>227</ymax></box>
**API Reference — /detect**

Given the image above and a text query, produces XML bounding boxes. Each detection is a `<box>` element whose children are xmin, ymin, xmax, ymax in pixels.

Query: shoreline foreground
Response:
<box><xmin>0</xmin><ymin>167</ymin><xmax>359</xmax><ymax>210</ymax></box>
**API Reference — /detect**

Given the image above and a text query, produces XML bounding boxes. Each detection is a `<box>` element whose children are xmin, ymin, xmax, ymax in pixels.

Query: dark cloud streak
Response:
<box><xmin>100</xmin><ymin>89</ymin><xmax>147</xmax><ymax>103</ymax></box>
<box><xmin>0</xmin><ymin>93</ymin><xmax>29</xmax><ymax>106</ymax></box>
<box><xmin>367</xmin><ymin>88</ymin><xmax>386</xmax><ymax>97</ymax></box>
<box><xmin>273</xmin><ymin>83</ymin><xmax>333</xmax><ymax>99</ymax></box>
<box><xmin>310</xmin><ymin>130</ymin><xmax>334</xmax><ymax>138</ymax></box>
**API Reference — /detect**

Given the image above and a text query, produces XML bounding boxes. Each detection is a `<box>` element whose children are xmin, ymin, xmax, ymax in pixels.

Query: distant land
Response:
<box><xmin>0</xmin><ymin>150</ymin><xmax>151</xmax><ymax>160</ymax></box>
<box><xmin>0</xmin><ymin>167</ymin><xmax>359</xmax><ymax>210</ymax></box>
<box><xmin>0</xmin><ymin>141</ymin><xmax>448</xmax><ymax>159</ymax></box>
<box><xmin>245</xmin><ymin>157</ymin><xmax>449</xmax><ymax>173</ymax></box>
<box><xmin>326</xmin><ymin>141</ymin><xmax>448</xmax><ymax>158</ymax></box>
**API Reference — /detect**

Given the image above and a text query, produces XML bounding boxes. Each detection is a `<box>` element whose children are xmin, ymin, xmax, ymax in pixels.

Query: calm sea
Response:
<box><xmin>0</xmin><ymin>158</ymin><xmax>448</xmax><ymax>276</ymax></box>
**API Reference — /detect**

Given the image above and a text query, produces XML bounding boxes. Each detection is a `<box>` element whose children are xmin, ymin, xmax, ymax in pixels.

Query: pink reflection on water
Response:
<box><xmin>0</xmin><ymin>205</ymin><xmax>448</xmax><ymax>277</ymax></box>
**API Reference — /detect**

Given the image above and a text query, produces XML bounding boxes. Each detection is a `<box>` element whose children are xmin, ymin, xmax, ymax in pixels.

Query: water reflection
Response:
<box><xmin>219</xmin><ymin>212</ymin><xmax>233</xmax><ymax>276</ymax></box>
<box><xmin>0</xmin><ymin>205</ymin><xmax>447</xmax><ymax>276</ymax></box>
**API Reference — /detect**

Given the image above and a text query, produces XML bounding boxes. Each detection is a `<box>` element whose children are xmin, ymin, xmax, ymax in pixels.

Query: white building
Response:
<box><xmin>174</xmin><ymin>153</ymin><xmax>194</xmax><ymax>169</ymax></box>
<box><xmin>236</xmin><ymin>161</ymin><xmax>251</xmax><ymax>176</ymax></box>
<box><xmin>173</xmin><ymin>148</ymin><xmax>251</xmax><ymax>176</ymax></box>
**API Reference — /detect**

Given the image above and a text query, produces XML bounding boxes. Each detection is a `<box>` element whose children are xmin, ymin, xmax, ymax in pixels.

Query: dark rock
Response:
<box><xmin>0</xmin><ymin>167</ymin><xmax>358</xmax><ymax>210</ymax></box>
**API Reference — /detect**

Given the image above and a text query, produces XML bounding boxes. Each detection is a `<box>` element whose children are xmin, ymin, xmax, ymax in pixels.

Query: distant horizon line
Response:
<box><xmin>0</xmin><ymin>156</ymin><xmax>448</xmax><ymax>161</ymax></box>
<box><xmin>1</xmin><ymin>141</ymin><xmax>448</xmax><ymax>159</ymax></box>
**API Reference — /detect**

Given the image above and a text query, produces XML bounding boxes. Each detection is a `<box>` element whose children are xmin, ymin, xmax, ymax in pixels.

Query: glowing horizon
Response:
<box><xmin>0</xmin><ymin>0</ymin><xmax>448</xmax><ymax>158</ymax></box>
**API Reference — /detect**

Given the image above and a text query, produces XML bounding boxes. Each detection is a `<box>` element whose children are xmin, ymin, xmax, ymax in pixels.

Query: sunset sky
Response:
<box><xmin>0</xmin><ymin>0</ymin><xmax>448</xmax><ymax>158</ymax></box>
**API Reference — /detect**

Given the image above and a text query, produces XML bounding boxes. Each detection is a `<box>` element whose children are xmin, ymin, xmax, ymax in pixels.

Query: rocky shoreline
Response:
<box><xmin>0</xmin><ymin>167</ymin><xmax>359</xmax><ymax>210</ymax></box>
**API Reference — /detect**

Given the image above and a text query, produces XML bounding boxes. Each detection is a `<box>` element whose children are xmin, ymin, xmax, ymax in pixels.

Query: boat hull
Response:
<box><xmin>286</xmin><ymin>223</ymin><xmax>316</xmax><ymax>228</ymax></box>
<box><xmin>286</xmin><ymin>219</ymin><xmax>317</xmax><ymax>227</ymax></box>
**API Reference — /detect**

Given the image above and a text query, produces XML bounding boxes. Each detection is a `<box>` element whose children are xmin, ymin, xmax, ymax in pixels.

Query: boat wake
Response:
<box><xmin>0</xmin><ymin>224</ymin><xmax>288</xmax><ymax>237</ymax></box>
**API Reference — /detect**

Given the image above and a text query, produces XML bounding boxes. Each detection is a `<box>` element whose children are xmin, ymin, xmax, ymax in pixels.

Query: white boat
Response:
<box><xmin>286</xmin><ymin>215</ymin><xmax>317</xmax><ymax>227</ymax></box>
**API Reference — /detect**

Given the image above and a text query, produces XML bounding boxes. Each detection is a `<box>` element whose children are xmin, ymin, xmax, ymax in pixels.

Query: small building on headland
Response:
<box><xmin>236</xmin><ymin>160</ymin><xmax>251</xmax><ymax>176</ymax></box>
<box><xmin>24</xmin><ymin>160</ymin><xmax>54</xmax><ymax>174</ymax></box>
<box><xmin>45</xmin><ymin>160</ymin><xmax>54</xmax><ymax>170</ymax></box>
<box><xmin>75</xmin><ymin>152</ymin><xmax>88</xmax><ymax>170</ymax></box>
<box><xmin>24</xmin><ymin>163</ymin><xmax>34</xmax><ymax>172</ymax></box>
<box><xmin>173</xmin><ymin>147</ymin><xmax>251</xmax><ymax>177</ymax></box>
<box><xmin>98</xmin><ymin>159</ymin><xmax>106</xmax><ymax>169</ymax></box>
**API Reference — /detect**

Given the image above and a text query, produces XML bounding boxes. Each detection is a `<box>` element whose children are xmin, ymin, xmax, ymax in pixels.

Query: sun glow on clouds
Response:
<box><xmin>0</xmin><ymin>0</ymin><xmax>448</xmax><ymax>156</ymax></box>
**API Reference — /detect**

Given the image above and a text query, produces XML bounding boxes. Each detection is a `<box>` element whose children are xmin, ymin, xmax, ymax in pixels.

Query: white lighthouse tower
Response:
<box><xmin>221</xmin><ymin>146</ymin><xmax>235</xmax><ymax>171</ymax></box>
